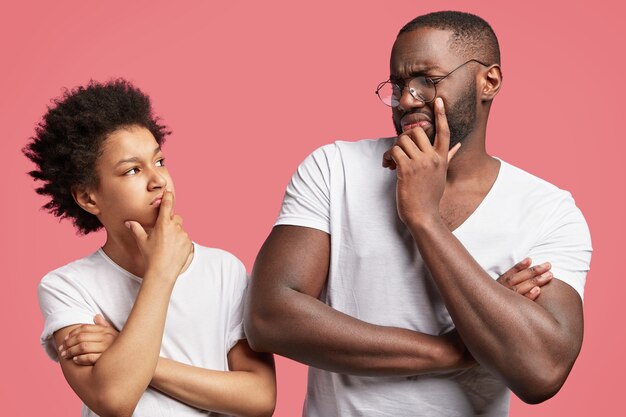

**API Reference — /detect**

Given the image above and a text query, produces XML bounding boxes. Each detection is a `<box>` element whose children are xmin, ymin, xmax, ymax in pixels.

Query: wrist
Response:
<box><xmin>141</xmin><ymin>268</ymin><xmax>178</xmax><ymax>288</ymax></box>
<box><xmin>405</xmin><ymin>212</ymin><xmax>445</xmax><ymax>237</ymax></box>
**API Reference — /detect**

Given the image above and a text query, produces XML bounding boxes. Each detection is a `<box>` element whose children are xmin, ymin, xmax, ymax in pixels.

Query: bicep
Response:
<box><xmin>251</xmin><ymin>225</ymin><xmax>330</xmax><ymax>298</ymax></box>
<box><xmin>227</xmin><ymin>340</ymin><xmax>275</xmax><ymax>377</ymax></box>
<box><xmin>535</xmin><ymin>277</ymin><xmax>584</xmax><ymax>358</ymax></box>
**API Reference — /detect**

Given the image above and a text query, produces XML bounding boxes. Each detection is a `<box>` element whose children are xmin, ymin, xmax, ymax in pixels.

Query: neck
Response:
<box><xmin>446</xmin><ymin>127</ymin><xmax>498</xmax><ymax>185</ymax></box>
<box><xmin>101</xmin><ymin>227</ymin><xmax>148</xmax><ymax>277</ymax></box>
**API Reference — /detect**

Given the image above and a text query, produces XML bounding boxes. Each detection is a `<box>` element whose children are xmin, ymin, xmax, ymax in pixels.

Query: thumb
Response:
<box><xmin>447</xmin><ymin>142</ymin><xmax>461</xmax><ymax>163</ymax></box>
<box><xmin>93</xmin><ymin>314</ymin><xmax>112</xmax><ymax>327</ymax></box>
<box><xmin>125</xmin><ymin>220</ymin><xmax>148</xmax><ymax>243</ymax></box>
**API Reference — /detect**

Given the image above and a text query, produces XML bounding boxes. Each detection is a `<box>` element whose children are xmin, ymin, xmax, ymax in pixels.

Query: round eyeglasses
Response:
<box><xmin>375</xmin><ymin>59</ymin><xmax>490</xmax><ymax>107</ymax></box>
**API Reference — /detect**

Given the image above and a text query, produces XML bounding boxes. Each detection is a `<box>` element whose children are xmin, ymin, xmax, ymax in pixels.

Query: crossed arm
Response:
<box><xmin>245</xmin><ymin>99</ymin><xmax>584</xmax><ymax>403</ymax></box>
<box><xmin>56</xmin><ymin>322</ymin><xmax>275</xmax><ymax>417</ymax></box>
<box><xmin>381</xmin><ymin>97</ymin><xmax>584</xmax><ymax>403</ymax></box>
<box><xmin>245</xmin><ymin>225</ymin><xmax>552</xmax><ymax>377</ymax></box>
<box><xmin>52</xmin><ymin>192</ymin><xmax>275</xmax><ymax>417</ymax></box>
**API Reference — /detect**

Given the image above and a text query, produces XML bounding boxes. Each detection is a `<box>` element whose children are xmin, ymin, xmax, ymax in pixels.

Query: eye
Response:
<box><xmin>155</xmin><ymin>158</ymin><xmax>165</xmax><ymax>167</ymax></box>
<box><xmin>424</xmin><ymin>76</ymin><xmax>443</xmax><ymax>86</ymax></box>
<box><xmin>124</xmin><ymin>167</ymin><xmax>140</xmax><ymax>176</ymax></box>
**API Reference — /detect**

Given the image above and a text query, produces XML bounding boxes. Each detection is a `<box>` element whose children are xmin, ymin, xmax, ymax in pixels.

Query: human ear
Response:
<box><xmin>480</xmin><ymin>65</ymin><xmax>502</xmax><ymax>101</ymax></box>
<box><xmin>71</xmin><ymin>186</ymin><xmax>100</xmax><ymax>216</ymax></box>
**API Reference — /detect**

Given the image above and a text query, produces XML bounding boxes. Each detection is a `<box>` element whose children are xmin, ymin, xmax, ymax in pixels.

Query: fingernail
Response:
<box><xmin>540</xmin><ymin>262</ymin><xmax>550</xmax><ymax>268</ymax></box>
<box><xmin>58</xmin><ymin>344</ymin><xmax>64</xmax><ymax>351</ymax></box>
<box><xmin>124</xmin><ymin>221</ymin><xmax>131</xmax><ymax>229</ymax></box>
<box><xmin>530</xmin><ymin>287</ymin><xmax>540</xmax><ymax>294</ymax></box>
<box><xmin>73</xmin><ymin>357</ymin><xmax>78</xmax><ymax>362</ymax></box>
<box><xmin>541</xmin><ymin>272</ymin><xmax>553</xmax><ymax>279</ymax></box>
<box><xmin>60</xmin><ymin>350</ymin><xmax>66</xmax><ymax>357</ymax></box>
<box><xmin>64</xmin><ymin>335</ymin><xmax>69</xmax><ymax>341</ymax></box>
<box><xmin>436</xmin><ymin>97</ymin><xmax>444</xmax><ymax>110</ymax></box>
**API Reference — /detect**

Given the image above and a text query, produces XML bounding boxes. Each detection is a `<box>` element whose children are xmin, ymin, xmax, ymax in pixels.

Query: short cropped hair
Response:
<box><xmin>23</xmin><ymin>79</ymin><xmax>171</xmax><ymax>234</ymax></box>
<box><xmin>399</xmin><ymin>11</ymin><xmax>501</xmax><ymax>65</ymax></box>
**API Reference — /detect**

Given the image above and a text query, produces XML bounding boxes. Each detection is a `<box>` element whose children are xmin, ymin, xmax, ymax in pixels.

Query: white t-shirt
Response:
<box><xmin>38</xmin><ymin>242</ymin><xmax>247</xmax><ymax>417</ymax></box>
<box><xmin>275</xmin><ymin>138</ymin><xmax>592</xmax><ymax>417</ymax></box>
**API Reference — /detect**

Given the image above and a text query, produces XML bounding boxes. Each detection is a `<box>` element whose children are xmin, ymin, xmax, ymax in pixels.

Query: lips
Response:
<box><xmin>150</xmin><ymin>194</ymin><xmax>163</xmax><ymax>207</ymax></box>
<box><xmin>400</xmin><ymin>113</ymin><xmax>433</xmax><ymax>132</ymax></box>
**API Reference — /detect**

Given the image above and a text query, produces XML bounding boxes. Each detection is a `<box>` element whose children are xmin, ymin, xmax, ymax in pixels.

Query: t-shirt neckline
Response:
<box><xmin>96</xmin><ymin>242</ymin><xmax>197</xmax><ymax>283</ymax></box>
<box><xmin>452</xmin><ymin>158</ymin><xmax>505</xmax><ymax>236</ymax></box>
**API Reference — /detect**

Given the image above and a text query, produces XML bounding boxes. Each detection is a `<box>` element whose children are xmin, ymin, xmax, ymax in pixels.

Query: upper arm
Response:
<box><xmin>250</xmin><ymin>225</ymin><xmax>330</xmax><ymax>300</ymax></box>
<box><xmin>534</xmin><ymin>277</ymin><xmax>584</xmax><ymax>361</ymax></box>
<box><xmin>244</xmin><ymin>225</ymin><xmax>330</xmax><ymax>351</ymax></box>
<box><xmin>52</xmin><ymin>325</ymin><xmax>101</xmax><ymax>408</ymax></box>
<box><xmin>227</xmin><ymin>340</ymin><xmax>275</xmax><ymax>380</ymax></box>
<box><xmin>523</xmin><ymin>192</ymin><xmax>590</xmax><ymax>361</ymax></box>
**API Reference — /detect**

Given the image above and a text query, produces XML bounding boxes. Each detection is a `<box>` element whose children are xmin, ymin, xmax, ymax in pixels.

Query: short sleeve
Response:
<box><xmin>275</xmin><ymin>144</ymin><xmax>336</xmax><ymax>233</ymax></box>
<box><xmin>526</xmin><ymin>194</ymin><xmax>592</xmax><ymax>300</ymax></box>
<box><xmin>225</xmin><ymin>257</ymin><xmax>249</xmax><ymax>352</ymax></box>
<box><xmin>38</xmin><ymin>274</ymin><xmax>97</xmax><ymax>361</ymax></box>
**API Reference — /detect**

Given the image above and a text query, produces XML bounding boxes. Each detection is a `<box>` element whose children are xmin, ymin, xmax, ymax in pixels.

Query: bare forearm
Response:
<box><xmin>89</xmin><ymin>275</ymin><xmax>174</xmax><ymax>412</ymax></box>
<box><xmin>246</xmin><ymin>288</ymin><xmax>467</xmax><ymax>376</ymax></box>
<box><xmin>408</xmin><ymin>217</ymin><xmax>581</xmax><ymax>402</ymax></box>
<box><xmin>150</xmin><ymin>358</ymin><xmax>275</xmax><ymax>417</ymax></box>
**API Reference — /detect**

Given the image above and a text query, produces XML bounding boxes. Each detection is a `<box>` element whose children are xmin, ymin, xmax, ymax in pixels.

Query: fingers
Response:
<box><xmin>524</xmin><ymin>286</ymin><xmax>541</xmax><ymax>301</ymax></box>
<box><xmin>59</xmin><ymin>340</ymin><xmax>109</xmax><ymax>361</ymax></box>
<box><xmin>448</xmin><ymin>142</ymin><xmax>461</xmax><ymax>163</ymax></box>
<box><xmin>512</xmin><ymin>270</ymin><xmax>553</xmax><ymax>296</ymax></box>
<box><xmin>62</xmin><ymin>324</ymin><xmax>116</xmax><ymax>348</ymax></box>
<box><xmin>156</xmin><ymin>189</ymin><xmax>175</xmax><ymax>225</ymax></box>
<box><xmin>433</xmin><ymin>97</ymin><xmax>450</xmax><ymax>156</ymax></box>
<box><xmin>507</xmin><ymin>262</ymin><xmax>551</xmax><ymax>287</ymax></box>
<box><xmin>71</xmin><ymin>353</ymin><xmax>102</xmax><ymax>366</ymax></box>
<box><xmin>125</xmin><ymin>220</ymin><xmax>147</xmax><ymax>243</ymax></box>
<box><xmin>382</xmin><ymin>150</ymin><xmax>397</xmax><ymax>169</ymax></box>
<box><xmin>402</xmin><ymin>128</ymin><xmax>432</xmax><ymax>154</ymax></box>
<box><xmin>383</xmin><ymin>127</ymin><xmax>435</xmax><ymax>170</ymax></box>
<box><xmin>93</xmin><ymin>314</ymin><xmax>112</xmax><ymax>327</ymax></box>
<box><xmin>496</xmin><ymin>258</ymin><xmax>532</xmax><ymax>285</ymax></box>
<box><xmin>66</xmin><ymin>323</ymin><xmax>113</xmax><ymax>339</ymax></box>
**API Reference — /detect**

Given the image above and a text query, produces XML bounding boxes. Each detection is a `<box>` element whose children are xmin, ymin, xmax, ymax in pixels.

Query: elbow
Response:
<box><xmin>91</xmin><ymin>387</ymin><xmax>139</xmax><ymax>417</ymax></box>
<box><xmin>239</xmin><ymin>382</ymin><xmax>276</xmax><ymax>417</ymax></box>
<box><xmin>514</xmin><ymin>364</ymin><xmax>569</xmax><ymax>404</ymax></box>
<box><xmin>249</xmin><ymin>399</ymin><xmax>276</xmax><ymax>417</ymax></box>
<box><xmin>244</xmin><ymin>302</ymin><xmax>280</xmax><ymax>353</ymax></box>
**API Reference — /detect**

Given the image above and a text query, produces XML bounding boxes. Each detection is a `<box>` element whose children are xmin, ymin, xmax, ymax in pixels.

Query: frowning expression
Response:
<box><xmin>88</xmin><ymin>125</ymin><xmax>174</xmax><ymax>231</ymax></box>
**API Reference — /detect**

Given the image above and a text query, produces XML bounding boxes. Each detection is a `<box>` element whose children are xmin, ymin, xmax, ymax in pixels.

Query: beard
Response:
<box><xmin>393</xmin><ymin>80</ymin><xmax>477</xmax><ymax>149</ymax></box>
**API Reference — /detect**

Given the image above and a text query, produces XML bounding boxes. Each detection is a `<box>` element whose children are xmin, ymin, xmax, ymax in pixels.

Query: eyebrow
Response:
<box><xmin>114</xmin><ymin>147</ymin><xmax>162</xmax><ymax>167</ymax></box>
<box><xmin>391</xmin><ymin>65</ymin><xmax>444</xmax><ymax>80</ymax></box>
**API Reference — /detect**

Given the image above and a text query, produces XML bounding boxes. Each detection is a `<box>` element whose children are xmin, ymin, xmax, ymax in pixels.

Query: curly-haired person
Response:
<box><xmin>24</xmin><ymin>79</ymin><xmax>275</xmax><ymax>417</ymax></box>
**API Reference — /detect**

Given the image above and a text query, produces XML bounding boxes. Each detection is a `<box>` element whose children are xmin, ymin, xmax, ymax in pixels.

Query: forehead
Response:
<box><xmin>390</xmin><ymin>28</ymin><xmax>459</xmax><ymax>76</ymax></box>
<box><xmin>99</xmin><ymin>126</ymin><xmax>159</xmax><ymax>162</ymax></box>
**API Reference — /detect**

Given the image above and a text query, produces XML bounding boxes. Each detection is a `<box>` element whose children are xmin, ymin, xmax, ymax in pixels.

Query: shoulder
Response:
<box><xmin>192</xmin><ymin>244</ymin><xmax>245</xmax><ymax>270</ymax></box>
<box><xmin>300</xmin><ymin>137</ymin><xmax>395</xmax><ymax>168</ymax></box>
<box><xmin>498</xmin><ymin>159</ymin><xmax>591</xmax><ymax>243</ymax></box>
<box><xmin>499</xmin><ymin>160</ymin><xmax>581</xmax><ymax>211</ymax></box>
<box><xmin>190</xmin><ymin>244</ymin><xmax>247</xmax><ymax>288</ymax></box>
<box><xmin>39</xmin><ymin>251</ymin><xmax>106</xmax><ymax>294</ymax></box>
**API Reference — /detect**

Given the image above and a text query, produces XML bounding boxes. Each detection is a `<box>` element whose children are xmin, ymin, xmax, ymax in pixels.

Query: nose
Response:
<box><xmin>397</xmin><ymin>85</ymin><xmax>426</xmax><ymax>112</ymax></box>
<box><xmin>148</xmin><ymin>168</ymin><xmax>167</xmax><ymax>190</ymax></box>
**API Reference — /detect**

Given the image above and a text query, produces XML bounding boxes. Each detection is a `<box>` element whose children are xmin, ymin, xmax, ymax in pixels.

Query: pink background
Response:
<box><xmin>1</xmin><ymin>1</ymin><xmax>623</xmax><ymax>415</ymax></box>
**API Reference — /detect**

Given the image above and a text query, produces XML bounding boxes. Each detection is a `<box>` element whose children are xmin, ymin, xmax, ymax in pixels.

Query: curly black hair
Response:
<box><xmin>23</xmin><ymin>79</ymin><xmax>171</xmax><ymax>234</ymax></box>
